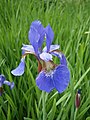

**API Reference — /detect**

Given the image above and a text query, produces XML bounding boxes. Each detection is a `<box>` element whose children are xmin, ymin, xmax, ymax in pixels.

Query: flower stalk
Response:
<box><xmin>42</xmin><ymin>91</ymin><xmax>46</xmax><ymax>120</ymax></box>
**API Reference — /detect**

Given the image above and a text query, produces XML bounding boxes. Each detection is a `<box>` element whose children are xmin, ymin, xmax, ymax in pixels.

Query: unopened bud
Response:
<box><xmin>75</xmin><ymin>89</ymin><xmax>81</xmax><ymax>108</ymax></box>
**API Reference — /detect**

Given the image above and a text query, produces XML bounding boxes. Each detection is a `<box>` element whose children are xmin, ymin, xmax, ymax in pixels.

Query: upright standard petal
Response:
<box><xmin>11</xmin><ymin>58</ymin><xmax>25</xmax><ymax>76</ymax></box>
<box><xmin>30</xmin><ymin>20</ymin><xmax>45</xmax><ymax>48</ymax></box>
<box><xmin>31</xmin><ymin>20</ymin><xmax>44</xmax><ymax>35</ymax></box>
<box><xmin>45</xmin><ymin>24</ymin><xmax>54</xmax><ymax>52</ymax></box>
<box><xmin>36</xmin><ymin>71</ymin><xmax>54</xmax><ymax>92</ymax></box>
<box><xmin>28</xmin><ymin>27</ymin><xmax>40</xmax><ymax>55</ymax></box>
<box><xmin>40</xmin><ymin>52</ymin><xmax>52</xmax><ymax>62</ymax></box>
<box><xmin>53</xmin><ymin>65</ymin><xmax>70</xmax><ymax>93</ymax></box>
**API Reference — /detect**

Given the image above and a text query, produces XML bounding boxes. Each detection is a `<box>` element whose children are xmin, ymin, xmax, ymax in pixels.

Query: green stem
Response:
<box><xmin>42</xmin><ymin>91</ymin><xmax>46</xmax><ymax>120</ymax></box>
<box><xmin>74</xmin><ymin>108</ymin><xmax>78</xmax><ymax>120</ymax></box>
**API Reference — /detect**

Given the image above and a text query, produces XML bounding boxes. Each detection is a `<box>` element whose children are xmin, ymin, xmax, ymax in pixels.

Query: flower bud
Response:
<box><xmin>75</xmin><ymin>89</ymin><xmax>81</xmax><ymax>108</ymax></box>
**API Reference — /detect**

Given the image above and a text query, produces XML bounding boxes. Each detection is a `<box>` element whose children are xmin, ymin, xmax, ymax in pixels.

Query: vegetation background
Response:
<box><xmin>0</xmin><ymin>0</ymin><xmax>90</xmax><ymax>120</ymax></box>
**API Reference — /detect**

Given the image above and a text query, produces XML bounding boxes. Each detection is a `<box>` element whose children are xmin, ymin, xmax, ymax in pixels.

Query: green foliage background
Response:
<box><xmin>0</xmin><ymin>0</ymin><xmax>90</xmax><ymax>120</ymax></box>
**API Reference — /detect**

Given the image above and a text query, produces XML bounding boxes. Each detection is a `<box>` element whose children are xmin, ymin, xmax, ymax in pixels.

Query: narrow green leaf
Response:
<box><xmin>48</xmin><ymin>99</ymin><xmax>56</xmax><ymax>120</ymax></box>
<box><xmin>7</xmin><ymin>104</ymin><xmax>11</xmax><ymax>120</ymax></box>
<box><xmin>24</xmin><ymin>117</ymin><xmax>33</xmax><ymax>120</ymax></box>
<box><xmin>5</xmin><ymin>94</ymin><xmax>16</xmax><ymax>111</ymax></box>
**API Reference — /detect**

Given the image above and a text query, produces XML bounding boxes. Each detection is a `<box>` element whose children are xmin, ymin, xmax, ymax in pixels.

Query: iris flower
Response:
<box><xmin>0</xmin><ymin>74</ymin><xmax>14</xmax><ymax>96</ymax></box>
<box><xmin>11</xmin><ymin>20</ymin><xmax>70</xmax><ymax>93</ymax></box>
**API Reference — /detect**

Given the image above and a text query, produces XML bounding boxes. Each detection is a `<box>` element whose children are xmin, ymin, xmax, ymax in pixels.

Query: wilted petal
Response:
<box><xmin>28</xmin><ymin>27</ymin><xmax>40</xmax><ymax>55</ymax></box>
<box><xmin>40</xmin><ymin>52</ymin><xmax>52</xmax><ymax>62</ymax></box>
<box><xmin>43</xmin><ymin>45</ymin><xmax>60</xmax><ymax>52</ymax></box>
<box><xmin>21</xmin><ymin>44</ymin><xmax>35</xmax><ymax>54</ymax></box>
<box><xmin>36</xmin><ymin>71</ymin><xmax>54</xmax><ymax>92</ymax></box>
<box><xmin>53</xmin><ymin>65</ymin><xmax>70</xmax><ymax>93</ymax></box>
<box><xmin>45</xmin><ymin>24</ymin><xmax>54</xmax><ymax>52</ymax></box>
<box><xmin>11</xmin><ymin>58</ymin><xmax>25</xmax><ymax>76</ymax></box>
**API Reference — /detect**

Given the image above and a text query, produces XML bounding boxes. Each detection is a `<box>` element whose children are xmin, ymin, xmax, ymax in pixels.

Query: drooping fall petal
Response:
<box><xmin>53</xmin><ymin>65</ymin><xmax>70</xmax><ymax>93</ymax></box>
<box><xmin>11</xmin><ymin>58</ymin><xmax>25</xmax><ymax>76</ymax></box>
<box><xmin>36</xmin><ymin>71</ymin><xmax>54</xmax><ymax>92</ymax></box>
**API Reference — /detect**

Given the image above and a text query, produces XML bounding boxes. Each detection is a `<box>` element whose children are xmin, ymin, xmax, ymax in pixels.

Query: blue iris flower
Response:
<box><xmin>11</xmin><ymin>20</ymin><xmax>70</xmax><ymax>93</ymax></box>
<box><xmin>0</xmin><ymin>74</ymin><xmax>14</xmax><ymax>96</ymax></box>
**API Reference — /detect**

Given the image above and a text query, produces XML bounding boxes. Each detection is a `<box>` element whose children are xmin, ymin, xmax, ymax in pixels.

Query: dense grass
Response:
<box><xmin>0</xmin><ymin>0</ymin><xmax>90</xmax><ymax>120</ymax></box>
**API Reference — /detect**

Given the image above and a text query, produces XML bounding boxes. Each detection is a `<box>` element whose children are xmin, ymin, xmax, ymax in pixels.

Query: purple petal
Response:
<box><xmin>22</xmin><ymin>50</ymin><xmax>25</xmax><ymax>55</ymax></box>
<box><xmin>60</xmin><ymin>54</ymin><xmax>67</xmax><ymax>66</ymax></box>
<box><xmin>10</xmin><ymin>82</ymin><xmax>14</xmax><ymax>89</ymax></box>
<box><xmin>53</xmin><ymin>65</ymin><xmax>70</xmax><ymax>93</ymax></box>
<box><xmin>3</xmin><ymin>80</ymin><xmax>11</xmax><ymax>86</ymax></box>
<box><xmin>31</xmin><ymin>20</ymin><xmax>44</xmax><ymax>35</ymax></box>
<box><xmin>28</xmin><ymin>26</ymin><xmax>40</xmax><ymax>55</ymax></box>
<box><xmin>0</xmin><ymin>74</ymin><xmax>5</xmax><ymax>87</ymax></box>
<box><xmin>51</xmin><ymin>51</ymin><xmax>67</xmax><ymax>66</ymax></box>
<box><xmin>40</xmin><ymin>52</ymin><xmax>52</xmax><ymax>62</ymax></box>
<box><xmin>43</xmin><ymin>45</ymin><xmax>60</xmax><ymax>52</ymax></box>
<box><xmin>3</xmin><ymin>81</ymin><xmax>14</xmax><ymax>89</ymax></box>
<box><xmin>36</xmin><ymin>71</ymin><xmax>54</xmax><ymax>92</ymax></box>
<box><xmin>21</xmin><ymin>44</ymin><xmax>35</xmax><ymax>54</ymax></box>
<box><xmin>11</xmin><ymin>58</ymin><xmax>25</xmax><ymax>76</ymax></box>
<box><xmin>28</xmin><ymin>20</ymin><xmax>45</xmax><ymax>54</ymax></box>
<box><xmin>30</xmin><ymin>20</ymin><xmax>45</xmax><ymax>48</ymax></box>
<box><xmin>45</xmin><ymin>24</ymin><xmax>54</xmax><ymax>52</ymax></box>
